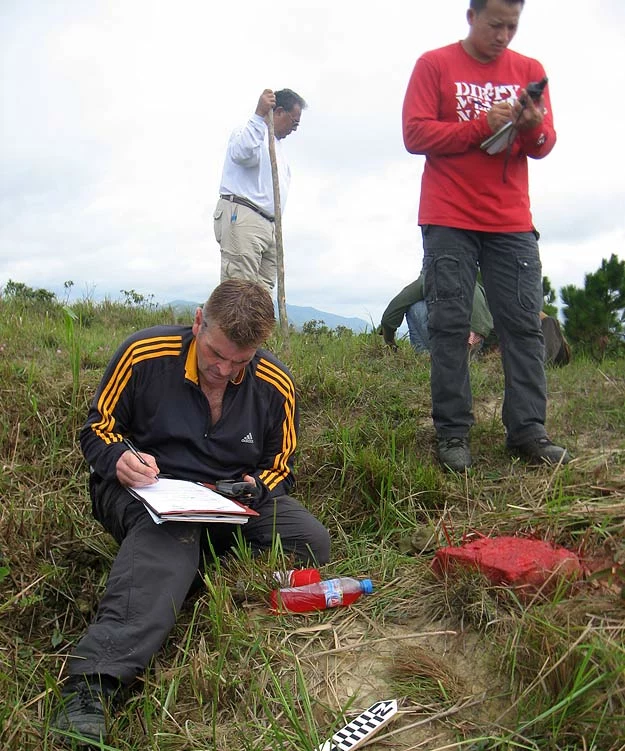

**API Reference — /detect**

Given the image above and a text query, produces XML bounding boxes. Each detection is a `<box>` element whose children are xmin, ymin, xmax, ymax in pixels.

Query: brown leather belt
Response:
<box><xmin>220</xmin><ymin>194</ymin><xmax>274</xmax><ymax>222</ymax></box>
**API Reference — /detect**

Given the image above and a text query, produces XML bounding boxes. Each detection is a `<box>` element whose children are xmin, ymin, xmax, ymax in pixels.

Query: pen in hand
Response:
<box><xmin>123</xmin><ymin>438</ymin><xmax>159</xmax><ymax>479</ymax></box>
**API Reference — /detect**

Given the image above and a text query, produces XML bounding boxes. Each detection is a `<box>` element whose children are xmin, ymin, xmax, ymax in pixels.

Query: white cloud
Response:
<box><xmin>1</xmin><ymin>0</ymin><xmax>623</xmax><ymax>322</ymax></box>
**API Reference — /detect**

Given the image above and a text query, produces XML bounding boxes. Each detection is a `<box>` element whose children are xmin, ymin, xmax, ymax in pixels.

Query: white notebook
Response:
<box><xmin>129</xmin><ymin>477</ymin><xmax>258</xmax><ymax>524</ymax></box>
<box><xmin>480</xmin><ymin>121</ymin><xmax>516</xmax><ymax>155</ymax></box>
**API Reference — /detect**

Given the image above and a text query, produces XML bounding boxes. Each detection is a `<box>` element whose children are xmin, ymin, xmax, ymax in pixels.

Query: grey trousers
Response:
<box><xmin>67</xmin><ymin>476</ymin><xmax>330</xmax><ymax>683</ymax></box>
<box><xmin>422</xmin><ymin>225</ymin><xmax>547</xmax><ymax>446</ymax></box>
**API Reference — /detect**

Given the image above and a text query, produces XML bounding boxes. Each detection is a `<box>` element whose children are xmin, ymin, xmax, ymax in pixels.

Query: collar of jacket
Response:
<box><xmin>184</xmin><ymin>338</ymin><xmax>247</xmax><ymax>386</ymax></box>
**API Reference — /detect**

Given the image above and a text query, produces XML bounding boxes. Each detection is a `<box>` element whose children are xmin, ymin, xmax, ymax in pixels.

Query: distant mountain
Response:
<box><xmin>167</xmin><ymin>300</ymin><xmax>202</xmax><ymax>315</ymax></box>
<box><xmin>166</xmin><ymin>300</ymin><xmax>371</xmax><ymax>334</ymax></box>
<box><xmin>284</xmin><ymin>305</ymin><xmax>370</xmax><ymax>333</ymax></box>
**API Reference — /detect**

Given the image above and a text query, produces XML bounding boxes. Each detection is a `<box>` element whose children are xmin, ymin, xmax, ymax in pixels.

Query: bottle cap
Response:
<box><xmin>360</xmin><ymin>579</ymin><xmax>374</xmax><ymax>594</ymax></box>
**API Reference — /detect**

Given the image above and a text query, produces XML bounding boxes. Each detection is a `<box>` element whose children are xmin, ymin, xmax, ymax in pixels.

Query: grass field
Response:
<box><xmin>1</xmin><ymin>296</ymin><xmax>624</xmax><ymax>750</ymax></box>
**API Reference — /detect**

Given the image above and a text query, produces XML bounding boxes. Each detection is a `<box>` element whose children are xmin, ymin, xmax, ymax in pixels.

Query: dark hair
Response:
<box><xmin>201</xmin><ymin>280</ymin><xmax>275</xmax><ymax>347</ymax></box>
<box><xmin>275</xmin><ymin>88</ymin><xmax>307</xmax><ymax>113</ymax></box>
<box><xmin>470</xmin><ymin>0</ymin><xmax>524</xmax><ymax>10</ymax></box>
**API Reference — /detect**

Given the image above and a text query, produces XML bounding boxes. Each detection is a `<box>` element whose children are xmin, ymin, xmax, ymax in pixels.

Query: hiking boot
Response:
<box><xmin>510</xmin><ymin>436</ymin><xmax>571</xmax><ymax>466</ymax></box>
<box><xmin>437</xmin><ymin>436</ymin><xmax>472</xmax><ymax>472</ymax></box>
<box><xmin>52</xmin><ymin>674</ymin><xmax>118</xmax><ymax>746</ymax></box>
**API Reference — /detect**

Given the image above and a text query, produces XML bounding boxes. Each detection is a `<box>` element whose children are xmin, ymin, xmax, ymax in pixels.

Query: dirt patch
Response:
<box><xmin>278</xmin><ymin>613</ymin><xmax>510</xmax><ymax>749</ymax></box>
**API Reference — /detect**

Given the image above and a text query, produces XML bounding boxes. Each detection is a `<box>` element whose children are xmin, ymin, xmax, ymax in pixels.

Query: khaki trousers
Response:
<box><xmin>213</xmin><ymin>197</ymin><xmax>276</xmax><ymax>291</ymax></box>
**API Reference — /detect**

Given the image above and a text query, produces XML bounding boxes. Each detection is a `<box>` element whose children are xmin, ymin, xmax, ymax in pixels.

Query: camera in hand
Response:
<box><xmin>215</xmin><ymin>479</ymin><xmax>259</xmax><ymax>500</ymax></box>
<box><xmin>480</xmin><ymin>75</ymin><xmax>549</xmax><ymax>156</ymax></box>
<box><xmin>524</xmin><ymin>76</ymin><xmax>548</xmax><ymax>103</ymax></box>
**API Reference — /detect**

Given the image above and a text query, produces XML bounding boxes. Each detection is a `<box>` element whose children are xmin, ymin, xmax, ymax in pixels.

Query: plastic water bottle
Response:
<box><xmin>270</xmin><ymin>577</ymin><xmax>374</xmax><ymax>614</ymax></box>
<box><xmin>272</xmin><ymin>568</ymin><xmax>321</xmax><ymax>587</ymax></box>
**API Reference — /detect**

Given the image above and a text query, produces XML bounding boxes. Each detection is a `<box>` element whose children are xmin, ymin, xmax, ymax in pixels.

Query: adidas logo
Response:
<box><xmin>240</xmin><ymin>432</ymin><xmax>254</xmax><ymax>444</ymax></box>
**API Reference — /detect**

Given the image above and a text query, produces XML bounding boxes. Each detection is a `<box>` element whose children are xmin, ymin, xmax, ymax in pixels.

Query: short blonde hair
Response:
<box><xmin>201</xmin><ymin>280</ymin><xmax>275</xmax><ymax>347</ymax></box>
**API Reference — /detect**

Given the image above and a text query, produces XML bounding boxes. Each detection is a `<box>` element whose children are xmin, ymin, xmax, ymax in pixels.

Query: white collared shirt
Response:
<box><xmin>218</xmin><ymin>114</ymin><xmax>291</xmax><ymax>216</ymax></box>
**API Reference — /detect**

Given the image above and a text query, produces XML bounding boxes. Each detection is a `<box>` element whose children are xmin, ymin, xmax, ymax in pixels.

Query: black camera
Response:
<box><xmin>215</xmin><ymin>479</ymin><xmax>259</xmax><ymax>501</ymax></box>
<box><xmin>525</xmin><ymin>76</ymin><xmax>548</xmax><ymax>103</ymax></box>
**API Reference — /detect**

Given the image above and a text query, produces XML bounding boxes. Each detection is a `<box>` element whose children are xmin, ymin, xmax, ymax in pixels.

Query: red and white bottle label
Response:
<box><xmin>323</xmin><ymin>578</ymin><xmax>344</xmax><ymax>608</ymax></box>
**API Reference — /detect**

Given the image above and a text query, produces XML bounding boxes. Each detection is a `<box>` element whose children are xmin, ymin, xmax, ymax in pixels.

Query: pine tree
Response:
<box><xmin>561</xmin><ymin>254</ymin><xmax>625</xmax><ymax>356</ymax></box>
<box><xmin>542</xmin><ymin>276</ymin><xmax>558</xmax><ymax>318</ymax></box>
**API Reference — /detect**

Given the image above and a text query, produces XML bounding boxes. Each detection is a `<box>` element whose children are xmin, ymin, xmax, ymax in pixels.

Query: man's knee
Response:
<box><xmin>274</xmin><ymin>515</ymin><xmax>330</xmax><ymax>567</ymax></box>
<box><xmin>304</xmin><ymin>520</ymin><xmax>331</xmax><ymax>566</ymax></box>
<box><xmin>248</xmin><ymin>495</ymin><xmax>331</xmax><ymax>566</ymax></box>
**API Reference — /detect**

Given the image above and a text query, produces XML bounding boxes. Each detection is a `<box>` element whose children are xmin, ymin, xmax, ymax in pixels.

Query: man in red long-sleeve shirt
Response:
<box><xmin>402</xmin><ymin>0</ymin><xmax>570</xmax><ymax>471</ymax></box>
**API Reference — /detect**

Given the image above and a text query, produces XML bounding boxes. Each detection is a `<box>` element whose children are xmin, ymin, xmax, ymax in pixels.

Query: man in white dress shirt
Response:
<box><xmin>214</xmin><ymin>88</ymin><xmax>306</xmax><ymax>290</ymax></box>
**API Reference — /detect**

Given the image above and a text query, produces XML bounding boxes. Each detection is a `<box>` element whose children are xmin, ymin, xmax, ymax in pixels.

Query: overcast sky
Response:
<box><xmin>1</xmin><ymin>0</ymin><xmax>624</xmax><ymax>324</ymax></box>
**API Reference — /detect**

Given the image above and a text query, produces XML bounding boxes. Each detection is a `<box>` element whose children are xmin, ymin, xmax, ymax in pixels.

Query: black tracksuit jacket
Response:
<box><xmin>80</xmin><ymin>325</ymin><xmax>298</xmax><ymax>499</ymax></box>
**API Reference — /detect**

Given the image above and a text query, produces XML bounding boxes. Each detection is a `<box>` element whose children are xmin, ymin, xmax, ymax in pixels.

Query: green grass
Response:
<box><xmin>1</xmin><ymin>295</ymin><xmax>624</xmax><ymax>750</ymax></box>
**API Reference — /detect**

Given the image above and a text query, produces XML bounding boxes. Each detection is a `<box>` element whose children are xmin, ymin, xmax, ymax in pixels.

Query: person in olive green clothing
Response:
<box><xmin>379</xmin><ymin>275</ymin><xmax>493</xmax><ymax>354</ymax></box>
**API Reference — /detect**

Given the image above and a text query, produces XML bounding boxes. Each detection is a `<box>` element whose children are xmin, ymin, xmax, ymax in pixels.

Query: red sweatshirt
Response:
<box><xmin>402</xmin><ymin>42</ymin><xmax>556</xmax><ymax>232</ymax></box>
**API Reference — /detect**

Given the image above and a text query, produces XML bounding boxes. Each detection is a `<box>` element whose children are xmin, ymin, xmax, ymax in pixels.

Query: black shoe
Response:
<box><xmin>437</xmin><ymin>436</ymin><xmax>472</xmax><ymax>472</ymax></box>
<box><xmin>510</xmin><ymin>436</ymin><xmax>571</xmax><ymax>466</ymax></box>
<box><xmin>52</xmin><ymin>674</ymin><xmax>118</xmax><ymax>745</ymax></box>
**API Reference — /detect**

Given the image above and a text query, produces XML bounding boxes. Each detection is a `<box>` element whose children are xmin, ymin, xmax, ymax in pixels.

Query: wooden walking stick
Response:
<box><xmin>267</xmin><ymin>108</ymin><xmax>290</xmax><ymax>343</ymax></box>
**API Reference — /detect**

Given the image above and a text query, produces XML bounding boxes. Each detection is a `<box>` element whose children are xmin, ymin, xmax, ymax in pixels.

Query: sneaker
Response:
<box><xmin>52</xmin><ymin>674</ymin><xmax>118</xmax><ymax>745</ymax></box>
<box><xmin>510</xmin><ymin>436</ymin><xmax>571</xmax><ymax>466</ymax></box>
<box><xmin>437</xmin><ymin>436</ymin><xmax>472</xmax><ymax>472</ymax></box>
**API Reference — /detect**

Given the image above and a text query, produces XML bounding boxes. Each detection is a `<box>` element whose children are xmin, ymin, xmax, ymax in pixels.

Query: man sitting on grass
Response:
<box><xmin>51</xmin><ymin>279</ymin><xmax>330</xmax><ymax>745</ymax></box>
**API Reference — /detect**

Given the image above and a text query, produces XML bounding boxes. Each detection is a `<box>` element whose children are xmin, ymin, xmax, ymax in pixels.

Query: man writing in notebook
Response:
<box><xmin>52</xmin><ymin>279</ymin><xmax>330</xmax><ymax>745</ymax></box>
<box><xmin>402</xmin><ymin>0</ymin><xmax>570</xmax><ymax>471</ymax></box>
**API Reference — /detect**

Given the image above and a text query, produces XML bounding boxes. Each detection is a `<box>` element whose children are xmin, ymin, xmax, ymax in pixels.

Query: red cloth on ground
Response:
<box><xmin>432</xmin><ymin>535</ymin><xmax>581</xmax><ymax>590</ymax></box>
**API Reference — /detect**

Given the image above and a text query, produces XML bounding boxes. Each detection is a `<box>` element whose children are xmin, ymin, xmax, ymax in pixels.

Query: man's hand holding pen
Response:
<box><xmin>486</xmin><ymin>90</ymin><xmax>545</xmax><ymax>136</ymax></box>
<box><xmin>117</xmin><ymin>438</ymin><xmax>160</xmax><ymax>487</ymax></box>
<box><xmin>486</xmin><ymin>100</ymin><xmax>515</xmax><ymax>133</ymax></box>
